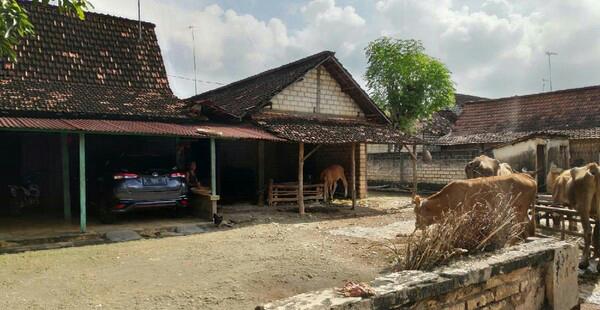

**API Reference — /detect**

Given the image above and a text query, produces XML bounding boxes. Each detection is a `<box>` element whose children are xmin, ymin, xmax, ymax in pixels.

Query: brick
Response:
<box><xmin>494</xmin><ymin>284</ymin><xmax>520</xmax><ymax>301</ymax></box>
<box><xmin>466</xmin><ymin>291</ymin><xmax>494</xmax><ymax>309</ymax></box>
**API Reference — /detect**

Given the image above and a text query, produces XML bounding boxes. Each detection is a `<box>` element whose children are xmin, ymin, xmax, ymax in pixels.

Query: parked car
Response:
<box><xmin>96</xmin><ymin>154</ymin><xmax>188</xmax><ymax>223</ymax></box>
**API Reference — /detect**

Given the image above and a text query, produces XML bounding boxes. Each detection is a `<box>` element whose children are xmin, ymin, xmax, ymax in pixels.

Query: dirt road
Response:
<box><xmin>0</xmin><ymin>193</ymin><xmax>414</xmax><ymax>309</ymax></box>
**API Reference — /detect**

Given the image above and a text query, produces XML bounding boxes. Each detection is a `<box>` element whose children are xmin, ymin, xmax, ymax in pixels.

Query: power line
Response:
<box><xmin>167</xmin><ymin>74</ymin><xmax>225</xmax><ymax>86</ymax></box>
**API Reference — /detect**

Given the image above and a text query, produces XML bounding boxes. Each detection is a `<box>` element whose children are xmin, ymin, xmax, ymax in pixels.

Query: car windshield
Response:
<box><xmin>109</xmin><ymin>155</ymin><xmax>175</xmax><ymax>174</ymax></box>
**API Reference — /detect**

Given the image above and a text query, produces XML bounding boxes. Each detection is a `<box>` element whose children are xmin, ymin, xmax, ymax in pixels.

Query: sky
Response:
<box><xmin>91</xmin><ymin>0</ymin><xmax>600</xmax><ymax>100</ymax></box>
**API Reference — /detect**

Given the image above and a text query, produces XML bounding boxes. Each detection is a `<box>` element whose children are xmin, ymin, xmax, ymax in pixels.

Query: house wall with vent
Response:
<box><xmin>270</xmin><ymin>65</ymin><xmax>365</xmax><ymax>118</ymax></box>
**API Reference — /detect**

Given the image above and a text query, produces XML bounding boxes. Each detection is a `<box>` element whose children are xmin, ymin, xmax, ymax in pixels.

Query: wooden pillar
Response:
<box><xmin>257</xmin><ymin>141</ymin><xmax>265</xmax><ymax>207</ymax></box>
<box><xmin>351</xmin><ymin>143</ymin><xmax>356</xmax><ymax>209</ymax></box>
<box><xmin>412</xmin><ymin>144</ymin><xmax>418</xmax><ymax>197</ymax></box>
<box><xmin>298</xmin><ymin>142</ymin><xmax>305</xmax><ymax>215</ymax></box>
<box><xmin>210</xmin><ymin>137</ymin><xmax>218</xmax><ymax>215</ymax></box>
<box><xmin>78</xmin><ymin>133</ymin><xmax>86</xmax><ymax>233</ymax></box>
<box><xmin>61</xmin><ymin>133</ymin><xmax>71</xmax><ymax>223</ymax></box>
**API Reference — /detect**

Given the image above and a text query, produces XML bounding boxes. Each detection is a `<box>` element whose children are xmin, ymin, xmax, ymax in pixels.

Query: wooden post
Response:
<box><xmin>78</xmin><ymin>133</ymin><xmax>86</xmax><ymax>233</ymax></box>
<box><xmin>351</xmin><ymin>143</ymin><xmax>356</xmax><ymax>209</ymax></box>
<box><xmin>412</xmin><ymin>144</ymin><xmax>418</xmax><ymax>197</ymax></box>
<box><xmin>257</xmin><ymin>141</ymin><xmax>265</xmax><ymax>207</ymax></box>
<box><xmin>210</xmin><ymin>137</ymin><xmax>218</xmax><ymax>215</ymax></box>
<box><xmin>61</xmin><ymin>133</ymin><xmax>71</xmax><ymax>223</ymax></box>
<box><xmin>298</xmin><ymin>142</ymin><xmax>305</xmax><ymax>215</ymax></box>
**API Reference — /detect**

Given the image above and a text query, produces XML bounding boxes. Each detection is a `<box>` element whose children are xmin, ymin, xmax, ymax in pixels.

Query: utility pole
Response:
<box><xmin>545</xmin><ymin>51</ymin><xmax>557</xmax><ymax>91</ymax></box>
<box><xmin>189</xmin><ymin>26</ymin><xmax>198</xmax><ymax>95</ymax></box>
<box><xmin>542</xmin><ymin>78</ymin><xmax>548</xmax><ymax>92</ymax></box>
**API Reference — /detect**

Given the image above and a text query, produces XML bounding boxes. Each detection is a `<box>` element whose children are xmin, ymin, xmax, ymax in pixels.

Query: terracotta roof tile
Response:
<box><xmin>439</xmin><ymin>86</ymin><xmax>600</xmax><ymax>145</ymax></box>
<box><xmin>0</xmin><ymin>2</ymin><xmax>184</xmax><ymax>120</ymax></box>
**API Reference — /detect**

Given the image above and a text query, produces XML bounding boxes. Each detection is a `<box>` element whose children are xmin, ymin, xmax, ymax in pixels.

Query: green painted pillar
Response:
<box><xmin>61</xmin><ymin>133</ymin><xmax>71</xmax><ymax>223</ymax></box>
<box><xmin>78</xmin><ymin>133</ymin><xmax>87</xmax><ymax>233</ymax></box>
<box><xmin>210</xmin><ymin>138</ymin><xmax>218</xmax><ymax>215</ymax></box>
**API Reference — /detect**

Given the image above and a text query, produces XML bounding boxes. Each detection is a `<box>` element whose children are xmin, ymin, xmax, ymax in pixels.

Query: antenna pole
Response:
<box><xmin>189</xmin><ymin>26</ymin><xmax>198</xmax><ymax>95</ymax></box>
<box><xmin>545</xmin><ymin>51</ymin><xmax>557</xmax><ymax>91</ymax></box>
<box><xmin>138</xmin><ymin>0</ymin><xmax>142</xmax><ymax>41</ymax></box>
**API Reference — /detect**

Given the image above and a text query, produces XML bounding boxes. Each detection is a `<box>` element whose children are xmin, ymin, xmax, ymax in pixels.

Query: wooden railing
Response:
<box><xmin>267</xmin><ymin>180</ymin><xmax>324</xmax><ymax>207</ymax></box>
<box><xmin>534</xmin><ymin>194</ymin><xmax>595</xmax><ymax>240</ymax></box>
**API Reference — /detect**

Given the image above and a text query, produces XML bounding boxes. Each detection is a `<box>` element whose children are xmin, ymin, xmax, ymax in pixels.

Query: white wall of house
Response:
<box><xmin>270</xmin><ymin>65</ymin><xmax>365</xmax><ymax>118</ymax></box>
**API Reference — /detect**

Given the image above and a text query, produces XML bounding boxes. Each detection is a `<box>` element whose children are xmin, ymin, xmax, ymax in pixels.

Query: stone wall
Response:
<box><xmin>270</xmin><ymin>65</ymin><xmax>365</xmax><ymax>118</ymax></box>
<box><xmin>259</xmin><ymin>238</ymin><xmax>578</xmax><ymax>310</ymax></box>
<box><xmin>367</xmin><ymin>150</ymin><xmax>479</xmax><ymax>189</ymax></box>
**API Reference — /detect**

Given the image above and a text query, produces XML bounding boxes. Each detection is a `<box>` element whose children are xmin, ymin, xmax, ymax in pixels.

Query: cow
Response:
<box><xmin>320</xmin><ymin>165</ymin><xmax>348</xmax><ymax>201</ymax></box>
<box><xmin>560</xmin><ymin>163</ymin><xmax>600</xmax><ymax>269</ymax></box>
<box><xmin>465</xmin><ymin>155</ymin><xmax>514</xmax><ymax>179</ymax></box>
<box><xmin>545</xmin><ymin>167</ymin><xmax>580</xmax><ymax>231</ymax></box>
<box><xmin>413</xmin><ymin>173</ymin><xmax>537</xmax><ymax>236</ymax></box>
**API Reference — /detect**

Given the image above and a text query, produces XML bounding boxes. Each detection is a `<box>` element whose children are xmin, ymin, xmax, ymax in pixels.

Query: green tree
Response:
<box><xmin>1</xmin><ymin>0</ymin><xmax>92</xmax><ymax>61</ymax></box>
<box><xmin>365</xmin><ymin>37</ymin><xmax>455</xmax><ymax>131</ymax></box>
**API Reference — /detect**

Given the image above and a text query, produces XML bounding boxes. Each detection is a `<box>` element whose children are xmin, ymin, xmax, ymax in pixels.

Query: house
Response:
<box><xmin>186</xmin><ymin>51</ymin><xmax>420</xmax><ymax>209</ymax></box>
<box><xmin>0</xmin><ymin>2</ymin><xmax>417</xmax><ymax>234</ymax></box>
<box><xmin>438</xmin><ymin>86</ymin><xmax>600</xmax><ymax>189</ymax></box>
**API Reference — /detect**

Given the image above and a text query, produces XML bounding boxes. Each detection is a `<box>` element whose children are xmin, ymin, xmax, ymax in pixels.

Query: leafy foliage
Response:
<box><xmin>1</xmin><ymin>0</ymin><xmax>92</xmax><ymax>61</ymax></box>
<box><xmin>365</xmin><ymin>37</ymin><xmax>455</xmax><ymax>131</ymax></box>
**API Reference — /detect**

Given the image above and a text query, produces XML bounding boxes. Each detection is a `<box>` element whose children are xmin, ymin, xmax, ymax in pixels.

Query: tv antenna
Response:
<box><xmin>545</xmin><ymin>51</ymin><xmax>557</xmax><ymax>91</ymax></box>
<box><xmin>189</xmin><ymin>26</ymin><xmax>198</xmax><ymax>95</ymax></box>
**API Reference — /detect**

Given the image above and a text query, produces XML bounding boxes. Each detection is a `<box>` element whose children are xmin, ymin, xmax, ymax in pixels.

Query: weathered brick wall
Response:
<box><xmin>570</xmin><ymin>138</ymin><xmax>600</xmax><ymax>165</ymax></box>
<box><xmin>270</xmin><ymin>65</ymin><xmax>365</xmax><ymax>118</ymax></box>
<box><xmin>261</xmin><ymin>239</ymin><xmax>579</xmax><ymax>310</ymax></box>
<box><xmin>367</xmin><ymin>150</ymin><xmax>479</xmax><ymax>188</ymax></box>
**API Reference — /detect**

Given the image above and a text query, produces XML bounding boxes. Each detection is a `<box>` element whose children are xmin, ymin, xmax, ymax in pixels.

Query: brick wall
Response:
<box><xmin>261</xmin><ymin>239</ymin><xmax>579</xmax><ymax>310</ymax></box>
<box><xmin>367</xmin><ymin>150</ymin><xmax>479</xmax><ymax>188</ymax></box>
<box><xmin>270</xmin><ymin>65</ymin><xmax>365</xmax><ymax>118</ymax></box>
<box><xmin>570</xmin><ymin>138</ymin><xmax>600</xmax><ymax>165</ymax></box>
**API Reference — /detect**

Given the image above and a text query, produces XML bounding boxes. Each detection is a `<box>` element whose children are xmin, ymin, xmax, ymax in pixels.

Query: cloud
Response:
<box><xmin>92</xmin><ymin>0</ymin><xmax>600</xmax><ymax>99</ymax></box>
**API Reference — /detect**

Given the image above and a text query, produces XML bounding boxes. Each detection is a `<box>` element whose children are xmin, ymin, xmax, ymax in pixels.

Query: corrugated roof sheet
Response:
<box><xmin>0</xmin><ymin>117</ymin><xmax>283</xmax><ymax>141</ymax></box>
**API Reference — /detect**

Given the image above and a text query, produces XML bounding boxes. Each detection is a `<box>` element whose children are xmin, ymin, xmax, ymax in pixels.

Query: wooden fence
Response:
<box><xmin>534</xmin><ymin>194</ymin><xmax>595</xmax><ymax>240</ymax></box>
<box><xmin>267</xmin><ymin>180</ymin><xmax>325</xmax><ymax>207</ymax></box>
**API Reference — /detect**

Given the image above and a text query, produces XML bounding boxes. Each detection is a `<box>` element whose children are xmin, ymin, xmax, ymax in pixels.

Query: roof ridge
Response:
<box><xmin>188</xmin><ymin>50</ymin><xmax>334</xmax><ymax>100</ymax></box>
<box><xmin>22</xmin><ymin>1</ymin><xmax>157</xmax><ymax>27</ymax></box>
<box><xmin>463</xmin><ymin>84</ymin><xmax>600</xmax><ymax>105</ymax></box>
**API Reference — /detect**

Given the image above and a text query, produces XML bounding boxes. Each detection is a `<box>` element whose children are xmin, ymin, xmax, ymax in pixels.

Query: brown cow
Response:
<box><xmin>465</xmin><ymin>155</ymin><xmax>514</xmax><ymax>179</ymax></box>
<box><xmin>320</xmin><ymin>165</ymin><xmax>348</xmax><ymax>201</ymax></box>
<box><xmin>562</xmin><ymin>163</ymin><xmax>600</xmax><ymax>269</ymax></box>
<box><xmin>413</xmin><ymin>173</ymin><xmax>537</xmax><ymax>236</ymax></box>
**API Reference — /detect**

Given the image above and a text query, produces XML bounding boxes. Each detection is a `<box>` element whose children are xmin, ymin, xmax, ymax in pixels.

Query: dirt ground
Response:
<box><xmin>0</xmin><ymin>192</ymin><xmax>415</xmax><ymax>310</ymax></box>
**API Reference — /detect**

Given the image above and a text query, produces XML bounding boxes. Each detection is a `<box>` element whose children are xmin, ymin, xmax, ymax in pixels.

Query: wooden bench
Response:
<box><xmin>267</xmin><ymin>180</ymin><xmax>324</xmax><ymax>207</ymax></box>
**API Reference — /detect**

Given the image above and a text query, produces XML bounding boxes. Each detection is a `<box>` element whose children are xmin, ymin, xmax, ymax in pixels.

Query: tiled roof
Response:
<box><xmin>187</xmin><ymin>51</ymin><xmax>389</xmax><ymax>123</ymax></box>
<box><xmin>439</xmin><ymin>85</ymin><xmax>600</xmax><ymax>145</ymax></box>
<box><xmin>0</xmin><ymin>2</ymin><xmax>185</xmax><ymax>120</ymax></box>
<box><xmin>252</xmin><ymin>112</ymin><xmax>421</xmax><ymax>145</ymax></box>
<box><xmin>0</xmin><ymin>116</ymin><xmax>283</xmax><ymax>141</ymax></box>
<box><xmin>416</xmin><ymin>93</ymin><xmax>488</xmax><ymax>143</ymax></box>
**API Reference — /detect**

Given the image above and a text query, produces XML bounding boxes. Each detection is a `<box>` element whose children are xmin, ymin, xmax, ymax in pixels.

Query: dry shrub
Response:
<box><xmin>395</xmin><ymin>193</ymin><xmax>527</xmax><ymax>271</ymax></box>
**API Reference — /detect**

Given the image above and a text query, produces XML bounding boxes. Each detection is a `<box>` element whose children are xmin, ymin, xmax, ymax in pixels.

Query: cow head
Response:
<box><xmin>413</xmin><ymin>195</ymin><xmax>432</xmax><ymax>230</ymax></box>
<box><xmin>465</xmin><ymin>155</ymin><xmax>500</xmax><ymax>179</ymax></box>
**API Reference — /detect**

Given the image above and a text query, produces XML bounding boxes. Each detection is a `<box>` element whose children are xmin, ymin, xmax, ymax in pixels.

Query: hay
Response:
<box><xmin>395</xmin><ymin>194</ymin><xmax>526</xmax><ymax>271</ymax></box>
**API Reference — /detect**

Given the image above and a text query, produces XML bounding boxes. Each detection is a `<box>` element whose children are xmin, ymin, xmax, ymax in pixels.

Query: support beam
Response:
<box><xmin>412</xmin><ymin>144</ymin><xmax>418</xmax><ymax>197</ymax></box>
<box><xmin>78</xmin><ymin>133</ymin><xmax>86</xmax><ymax>233</ymax></box>
<box><xmin>257</xmin><ymin>141</ymin><xmax>265</xmax><ymax>207</ymax></box>
<box><xmin>298</xmin><ymin>142</ymin><xmax>305</xmax><ymax>215</ymax></box>
<box><xmin>351</xmin><ymin>143</ymin><xmax>356</xmax><ymax>209</ymax></box>
<box><xmin>61</xmin><ymin>133</ymin><xmax>71</xmax><ymax>223</ymax></box>
<box><xmin>210</xmin><ymin>137</ymin><xmax>218</xmax><ymax>215</ymax></box>
<box><xmin>303</xmin><ymin>144</ymin><xmax>322</xmax><ymax>161</ymax></box>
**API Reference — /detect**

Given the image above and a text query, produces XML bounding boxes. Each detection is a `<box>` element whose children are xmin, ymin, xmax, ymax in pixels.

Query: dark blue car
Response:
<box><xmin>97</xmin><ymin>155</ymin><xmax>188</xmax><ymax>223</ymax></box>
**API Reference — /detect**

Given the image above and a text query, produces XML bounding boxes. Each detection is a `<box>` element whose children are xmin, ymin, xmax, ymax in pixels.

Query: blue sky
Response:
<box><xmin>92</xmin><ymin>1</ymin><xmax>600</xmax><ymax>100</ymax></box>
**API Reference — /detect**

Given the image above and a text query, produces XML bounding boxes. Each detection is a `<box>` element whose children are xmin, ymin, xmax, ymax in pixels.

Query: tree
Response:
<box><xmin>1</xmin><ymin>0</ymin><xmax>92</xmax><ymax>61</ymax></box>
<box><xmin>365</xmin><ymin>37</ymin><xmax>455</xmax><ymax>131</ymax></box>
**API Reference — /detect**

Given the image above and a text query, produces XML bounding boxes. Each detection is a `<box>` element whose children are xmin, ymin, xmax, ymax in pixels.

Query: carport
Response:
<box><xmin>0</xmin><ymin>117</ymin><xmax>282</xmax><ymax>233</ymax></box>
